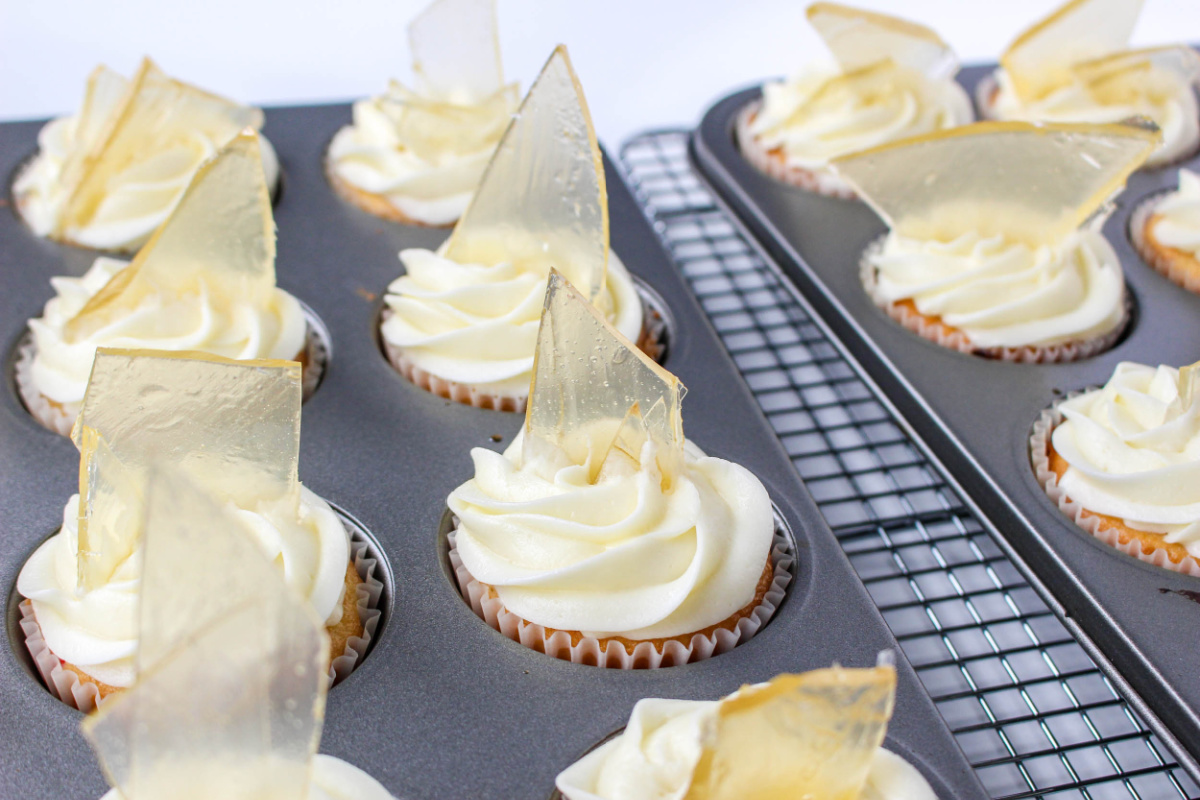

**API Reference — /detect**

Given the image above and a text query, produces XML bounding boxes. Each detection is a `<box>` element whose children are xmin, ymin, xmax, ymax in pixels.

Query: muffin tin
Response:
<box><xmin>689</xmin><ymin>63</ymin><xmax>1200</xmax><ymax>778</ymax></box>
<box><xmin>0</xmin><ymin>105</ymin><xmax>986</xmax><ymax>799</ymax></box>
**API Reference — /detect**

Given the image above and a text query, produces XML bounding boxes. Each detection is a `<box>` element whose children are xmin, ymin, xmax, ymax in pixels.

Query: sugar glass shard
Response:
<box><xmin>770</xmin><ymin>61</ymin><xmax>901</xmax><ymax>134</ymax></box>
<box><xmin>75</xmin><ymin>66</ymin><xmax>131</xmax><ymax>148</ymax></box>
<box><xmin>1180</xmin><ymin>360</ymin><xmax>1200</xmax><ymax>408</ymax></box>
<box><xmin>388</xmin><ymin>80</ymin><xmax>519</xmax><ymax>161</ymax></box>
<box><xmin>807</xmin><ymin>2</ymin><xmax>958</xmax><ymax>79</ymax></box>
<box><xmin>1073</xmin><ymin>45</ymin><xmax>1200</xmax><ymax>103</ymax></box>
<box><xmin>525</xmin><ymin>272</ymin><xmax>685</xmax><ymax>480</ymax></box>
<box><xmin>1001</xmin><ymin>0</ymin><xmax>1145</xmax><ymax>101</ymax></box>
<box><xmin>58</xmin><ymin>57</ymin><xmax>262</xmax><ymax>234</ymax></box>
<box><xmin>76</xmin><ymin>426</ymin><xmax>144</xmax><ymax>593</ymax></box>
<box><xmin>65</xmin><ymin>132</ymin><xmax>275</xmax><ymax>342</ymax></box>
<box><xmin>409</xmin><ymin>0</ymin><xmax>504</xmax><ymax>102</ymax></box>
<box><xmin>685</xmin><ymin>667</ymin><xmax>897</xmax><ymax>800</ymax></box>
<box><xmin>82</xmin><ymin>468</ymin><xmax>326</xmax><ymax>800</ymax></box>
<box><xmin>832</xmin><ymin>121</ymin><xmax>1159</xmax><ymax>246</ymax></box>
<box><xmin>444</xmin><ymin>46</ymin><xmax>608</xmax><ymax>302</ymax></box>
<box><xmin>72</xmin><ymin>348</ymin><xmax>301</xmax><ymax>513</ymax></box>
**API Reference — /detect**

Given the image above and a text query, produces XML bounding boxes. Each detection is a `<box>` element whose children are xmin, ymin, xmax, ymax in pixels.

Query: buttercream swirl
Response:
<box><xmin>868</xmin><ymin>227</ymin><xmax>1125</xmax><ymax>348</ymax></box>
<box><xmin>15</xmin><ymin>102</ymin><xmax>278</xmax><ymax>253</ymax></box>
<box><xmin>448</xmin><ymin>433</ymin><xmax>774</xmax><ymax>640</ymax></box>
<box><xmin>382</xmin><ymin>250</ymin><xmax>644</xmax><ymax>397</ymax></box>
<box><xmin>27</xmin><ymin>256</ymin><xmax>308</xmax><ymax>407</ymax></box>
<box><xmin>1151</xmin><ymin>169</ymin><xmax>1200</xmax><ymax>256</ymax></box>
<box><xmin>1051</xmin><ymin>362</ymin><xmax>1200</xmax><ymax>557</ymax></box>
<box><xmin>98</xmin><ymin>755</ymin><xmax>397</xmax><ymax>800</ymax></box>
<box><xmin>748</xmin><ymin>62</ymin><xmax>973</xmax><ymax>182</ymax></box>
<box><xmin>989</xmin><ymin>68</ymin><xmax>1200</xmax><ymax>167</ymax></box>
<box><xmin>18</xmin><ymin>486</ymin><xmax>349</xmax><ymax>689</ymax></box>
<box><xmin>555</xmin><ymin>696</ymin><xmax>937</xmax><ymax>800</ymax></box>
<box><xmin>328</xmin><ymin>82</ymin><xmax>517</xmax><ymax>225</ymax></box>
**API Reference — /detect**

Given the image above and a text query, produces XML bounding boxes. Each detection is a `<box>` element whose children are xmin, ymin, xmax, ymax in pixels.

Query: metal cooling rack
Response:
<box><xmin>618</xmin><ymin>130</ymin><xmax>1200</xmax><ymax>800</ymax></box>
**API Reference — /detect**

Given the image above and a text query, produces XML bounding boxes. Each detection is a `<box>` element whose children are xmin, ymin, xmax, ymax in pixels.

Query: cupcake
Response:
<box><xmin>380</xmin><ymin>46</ymin><xmax>648</xmax><ymax>411</ymax></box>
<box><xmin>446</xmin><ymin>271</ymin><xmax>788</xmax><ymax>669</ymax></box>
<box><xmin>17</xmin><ymin>132</ymin><xmax>322</xmax><ymax>436</ymax></box>
<box><xmin>81</xmin><ymin>464</ymin><xmax>395</xmax><ymax>799</ymax></box>
<box><xmin>1133</xmin><ymin>169</ymin><xmax>1200</xmax><ymax>293</ymax></box>
<box><xmin>982</xmin><ymin>0</ymin><xmax>1200</xmax><ymax>168</ymax></box>
<box><xmin>1032</xmin><ymin>361</ymin><xmax>1200</xmax><ymax>576</ymax></box>
<box><xmin>326</xmin><ymin>0</ymin><xmax>519</xmax><ymax>226</ymax></box>
<box><xmin>556</xmin><ymin>664</ymin><xmax>937</xmax><ymax>799</ymax></box>
<box><xmin>13</xmin><ymin>57</ymin><xmax>280</xmax><ymax>252</ymax></box>
<box><xmin>738</xmin><ymin>2</ymin><xmax>974</xmax><ymax>197</ymax></box>
<box><xmin>833</xmin><ymin>120</ymin><xmax>1159</xmax><ymax>362</ymax></box>
<box><xmin>17</xmin><ymin>349</ymin><xmax>377</xmax><ymax>710</ymax></box>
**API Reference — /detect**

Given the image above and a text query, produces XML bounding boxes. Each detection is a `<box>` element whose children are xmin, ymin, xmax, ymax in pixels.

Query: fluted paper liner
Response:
<box><xmin>14</xmin><ymin>316</ymin><xmax>328</xmax><ymax>437</ymax></box>
<box><xmin>1030</xmin><ymin>395</ymin><xmax>1200</xmax><ymax>577</ymax></box>
<box><xmin>735</xmin><ymin>103</ymin><xmax>858</xmax><ymax>198</ymax></box>
<box><xmin>1130</xmin><ymin>190</ymin><xmax>1200</xmax><ymax>295</ymax></box>
<box><xmin>19</xmin><ymin>519</ymin><xmax>384</xmax><ymax>712</ymax></box>
<box><xmin>859</xmin><ymin>236</ymin><xmax>1129</xmax><ymax>363</ymax></box>
<box><xmin>446</xmin><ymin>521</ymin><xmax>792</xmax><ymax>669</ymax></box>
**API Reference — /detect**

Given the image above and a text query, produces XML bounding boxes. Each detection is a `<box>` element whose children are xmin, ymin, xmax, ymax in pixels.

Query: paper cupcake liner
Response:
<box><xmin>735</xmin><ymin>103</ymin><xmax>857</xmax><ymax>199</ymax></box>
<box><xmin>14</xmin><ymin>320</ymin><xmax>327</xmax><ymax>436</ymax></box>
<box><xmin>380</xmin><ymin>288</ymin><xmax>668</xmax><ymax>414</ymax></box>
<box><xmin>859</xmin><ymin>237</ymin><xmax>1129</xmax><ymax>363</ymax></box>
<box><xmin>1129</xmin><ymin>191</ymin><xmax>1200</xmax><ymax>295</ymax></box>
<box><xmin>1030</xmin><ymin>397</ymin><xmax>1200</xmax><ymax>577</ymax></box>
<box><xmin>446</xmin><ymin>520</ymin><xmax>794</xmax><ymax>669</ymax></box>
<box><xmin>18</xmin><ymin>519</ymin><xmax>384</xmax><ymax>711</ymax></box>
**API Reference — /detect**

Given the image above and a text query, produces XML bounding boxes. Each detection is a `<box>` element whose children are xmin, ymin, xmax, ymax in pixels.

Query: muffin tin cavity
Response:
<box><xmin>5</xmin><ymin>508</ymin><xmax>391</xmax><ymax>710</ymax></box>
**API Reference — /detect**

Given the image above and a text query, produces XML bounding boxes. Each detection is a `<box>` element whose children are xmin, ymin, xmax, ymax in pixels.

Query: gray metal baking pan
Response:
<box><xmin>0</xmin><ymin>103</ymin><xmax>986</xmax><ymax>799</ymax></box>
<box><xmin>690</xmin><ymin>64</ymin><xmax>1200</xmax><ymax>777</ymax></box>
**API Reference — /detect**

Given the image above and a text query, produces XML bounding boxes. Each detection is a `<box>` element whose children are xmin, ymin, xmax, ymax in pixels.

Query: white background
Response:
<box><xmin>1</xmin><ymin>0</ymin><xmax>1198</xmax><ymax>148</ymax></box>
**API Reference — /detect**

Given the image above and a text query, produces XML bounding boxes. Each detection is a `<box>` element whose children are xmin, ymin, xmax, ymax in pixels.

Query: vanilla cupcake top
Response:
<box><xmin>556</xmin><ymin>667</ymin><xmax>937</xmax><ymax>800</ymax></box>
<box><xmin>20</xmin><ymin>350</ymin><xmax>350</xmax><ymax>689</ymax></box>
<box><xmin>834</xmin><ymin>121</ymin><xmax>1159</xmax><ymax>349</ymax></box>
<box><xmin>1150</xmin><ymin>169</ymin><xmax>1200</xmax><ymax>257</ymax></box>
<box><xmin>327</xmin><ymin>0</ymin><xmax>518</xmax><ymax>225</ymax></box>
<box><xmin>989</xmin><ymin>0</ymin><xmax>1200</xmax><ymax>167</ymax></box>
<box><xmin>1050</xmin><ymin>361</ymin><xmax>1200</xmax><ymax>559</ymax></box>
<box><xmin>449</xmin><ymin>272</ymin><xmax>774</xmax><ymax>640</ymax></box>
<box><xmin>747</xmin><ymin>3</ymin><xmax>973</xmax><ymax>186</ymax></box>
<box><xmin>78</xmin><ymin>442</ymin><xmax>393</xmax><ymax>800</ymax></box>
<box><xmin>14</xmin><ymin>58</ymin><xmax>279</xmax><ymax>252</ymax></box>
<box><xmin>25</xmin><ymin>133</ymin><xmax>308</xmax><ymax>410</ymax></box>
<box><xmin>383</xmin><ymin>46</ymin><xmax>645</xmax><ymax>398</ymax></box>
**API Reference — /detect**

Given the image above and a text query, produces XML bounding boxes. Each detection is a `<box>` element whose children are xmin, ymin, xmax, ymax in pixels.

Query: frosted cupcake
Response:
<box><xmin>739</xmin><ymin>2</ymin><xmax>973</xmax><ymax>197</ymax></box>
<box><xmin>18</xmin><ymin>349</ymin><xmax>378</xmax><ymax>710</ymax></box>
<box><xmin>17</xmin><ymin>132</ymin><xmax>321</xmax><ymax>436</ymax></box>
<box><xmin>380</xmin><ymin>46</ymin><xmax>648</xmax><ymax>411</ymax></box>
<box><xmin>1032</xmin><ymin>361</ymin><xmax>1200</xmax><ymax>576</ymax></box>
<box><xmin>327</xmin><ymin>0</ymin><xmax>518</xmax><ymax>226</ymax></box>
<box><xmin>834</xmin><ymin>120</ymin><xmax>1159</xmax><ymax>362</ymax></box>
<box><xmin>14</xmin><ymin>57</ymin><xmax>280</xmax><ymax>252</ymax></box>
<box><xmin>556</xmin><ymin>665</ymin><xmax>937</xmax><ymax>800</ymax></box>
<box><xmin>447</xmin><ymin>272</ymin><xmax>788</xmax><ymax>669</ymax></box>
<box><xmin>1132</xmin><ymin>169</ymin><xmax>1200</xmax><ymax>293</ymax></box>
<box><xmin>982</xmin><ymin>0</ymin><xmax>1200</xmax><ymax>168</ymax></box>
<box><xmin>81</xmin><ymin>464</ymin><xmax>395</xmax><ymax>799</ymax></box>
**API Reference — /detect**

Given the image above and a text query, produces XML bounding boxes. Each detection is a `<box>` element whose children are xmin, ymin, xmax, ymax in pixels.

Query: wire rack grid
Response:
<box><xmin>618</xmin><ymin>130</ymin><xmax>1199</xmax><ymax>800</ymax></box>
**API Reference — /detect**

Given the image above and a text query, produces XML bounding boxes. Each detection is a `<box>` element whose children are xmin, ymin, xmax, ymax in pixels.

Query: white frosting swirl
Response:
<box><xmin>868</xmin><ymin>228</ymin><xmax>1125</xmax><ymax>348</ymax></box>
<box><xmin>1051</xmin><ymin>362</ymin><xmax>1200</xmax><ymax>557</ymax></box>
<box><xmin>18</xmin><ymin>486</ymin><xmax>349</xmax><ymax>688</ymax></box>
<box><xmin>27</xmin><ymin>256</ymin><xmax>309</xmax><ymax>407</ymax></box>
<box><xmin>15</xmin><ymin>109</ymin><xmax>279</xmax><ymax>252</ymax></box>
<box><xmin>1152</xmin><ymin>169</ymin><xmax>1200</xmax><ymax>256</ymax></box>
<box><xmin>328</xmin><ymin>82</ymin><xmax>517</xmax><ymax>225</ymax></box>
<box><xmin>448</xmin><ymin>433</ymin><xmax>774</xmax><ymax>640</ymax></box>
<box><xmin>555</xmin><ymin>696</ymin><xmax>937</xmax><ymax>800</ymax></box>
<box><xmin>989</xmin><ymin>68</ymin><xmax>1200</xmax><ymax>167</ymax></box>
<box><xmin>382</xmin><ymin>250</ymin><xmax>644</xmax><ymax>397</ymax></box>
<box><xmin>749</xmin><ymin>62</ymin><xmax>973</xmax><ymax>176</ymax></box>
<box><xmin>98</xmin><ymin>755</ymin><xmax>397</xmax><ymax>800</ymax></box>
